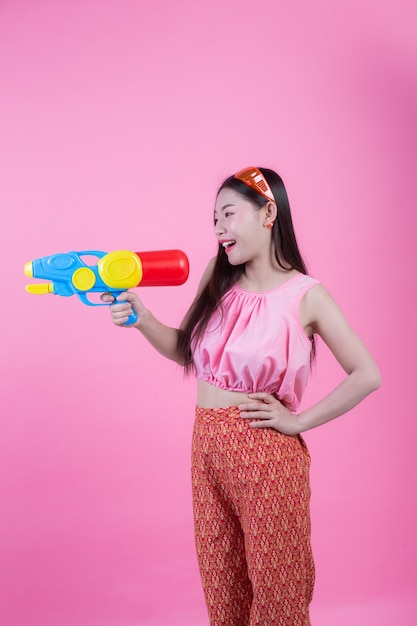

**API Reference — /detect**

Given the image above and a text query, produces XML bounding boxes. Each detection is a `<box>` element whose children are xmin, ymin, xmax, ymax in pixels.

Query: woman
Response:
<box><xmin>104</xmin><ymin>166</ymin><xmax>381</xmax><ymax>626</ymax></box>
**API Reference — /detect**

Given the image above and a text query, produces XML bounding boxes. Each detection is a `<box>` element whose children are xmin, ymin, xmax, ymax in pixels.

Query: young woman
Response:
<box><xmin>104</xmin><ymin>166</ymin><xmax>381</xmax><ymax>626</ymax></box>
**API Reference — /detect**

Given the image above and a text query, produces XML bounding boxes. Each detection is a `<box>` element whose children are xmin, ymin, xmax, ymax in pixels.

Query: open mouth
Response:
<box><xmin>222</xmin><ymin>240</ymin><xmax>236</xmax><ymax>253</ymax></box>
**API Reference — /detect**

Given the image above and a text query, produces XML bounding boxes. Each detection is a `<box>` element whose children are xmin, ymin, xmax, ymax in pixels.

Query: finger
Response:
<box><xmin>113</xmin><ymin>292</ymin><xmax>129</xmax><ymax>303</ymax></box>
<box><xmin>240</xmin><ymin>410</ymin><xmax>271</xmax><ymax>420</ymax></box>
<box><xmin>110</xmin><ymin>301</ymin><xmax>132</xmax><ymax>313</ymax></box>
<box><xmin>248</xmin><ymin>392</ymin><xmax>268</xmax><ymax>399</ymax></box>
<box><xmin>101</xmin><ymin>293</ymin><xmax>115</xmax><ymax>303</ymax></box>
<box><xmin>113</xmin><ymin>312</ymin><xmax>131</xmax><ymax>323</ymax></box>
<box><xmin>248</xmin><ymin>392</ymin><xmax>275</xmax><ymax>403</ymax></box>
<box><xmin>112</xmin><ymin>302</ymin><xmax>131</xmax><ymax>311</ymax></box>
<box><xmin>113</xmin><ymin>310</ymin><xmax>133</xmax><ymax>323</ymax></box>
<box><xmin>238</xmin><ymin>402</ymin><xmax>269</xmax><ymax>412</ymax></box>
<box><xmin>249</xmin><ymin>420</ymin><xmax>273</xmax><ymax>429</ymax></box>
<box><xmin>115</xmin><ymin>291</ymin><xmax>138</xmax><ymax>304</ymax></box>
<box><xmin>113</xmin><ymin>313</ymin><xmax>132</xmax><ymax>326</ymax></box>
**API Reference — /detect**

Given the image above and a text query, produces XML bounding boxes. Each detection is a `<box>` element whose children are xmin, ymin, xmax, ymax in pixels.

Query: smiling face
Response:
<box><xmin>214</xmin><ymin>188</ymin><xmax>275</xmax><ymax>266</ymax></box>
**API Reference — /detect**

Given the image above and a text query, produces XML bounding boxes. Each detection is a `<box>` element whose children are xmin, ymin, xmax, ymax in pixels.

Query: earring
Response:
<box><xmin>266</xmin><ymin>222</ymin><xmax>274</xmax><ymax>229</ymax></box>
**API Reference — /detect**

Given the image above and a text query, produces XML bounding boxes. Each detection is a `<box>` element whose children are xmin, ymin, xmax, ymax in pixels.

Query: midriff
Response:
<box><xmin>197</xmin><ymin>379</ymin><xmax>252</xmax><ymax>409</ymax></box>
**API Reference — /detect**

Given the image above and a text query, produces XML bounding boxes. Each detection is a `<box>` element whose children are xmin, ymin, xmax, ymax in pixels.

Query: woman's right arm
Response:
<box><xmin>102</xmin><ymin>291</ymin><xmax>183</xmax><ymax>362</ymax></box>
<box><xmin>103</xmin><ymin>257</ymin><xmax>216</xmax><ymax>365</ymax></box>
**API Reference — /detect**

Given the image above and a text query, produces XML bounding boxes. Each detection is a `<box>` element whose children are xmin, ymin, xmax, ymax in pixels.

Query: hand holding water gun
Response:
<box><xmin>24</xmin><ymin>249</ymin><xmax>189</xmax><ymax>325</ymax></box>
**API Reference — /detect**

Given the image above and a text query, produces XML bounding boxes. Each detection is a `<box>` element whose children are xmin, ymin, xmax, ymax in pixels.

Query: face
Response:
<box><xmin>214</xmin><ymin>188</ymin><xmax>273</xmax><ymax>266</ymax></box>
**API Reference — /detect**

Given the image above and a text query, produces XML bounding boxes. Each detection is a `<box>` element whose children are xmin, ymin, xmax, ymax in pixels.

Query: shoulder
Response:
<box><xmin>302</xmin><ymin>282</ymin><xmax>337</xmax><ymax>315</ymax></box>
<box><xmin>303</xmin><ymin>282</ymin><xmax>338</xmax><ymax>308</ymax></box>
<box><xmin>287</xmin><ymin>273</ymin><xmax>320</xmax><ymax>302</ymax></box>
<box><xmin>296</xmin><ymin>273</ymin><xmax>320</xmax><ymax>291</ymax></box>
<box><xmin>300</xmin><ymin>282</ymin><xmax>352</xmax><ymax>337</ymax></box>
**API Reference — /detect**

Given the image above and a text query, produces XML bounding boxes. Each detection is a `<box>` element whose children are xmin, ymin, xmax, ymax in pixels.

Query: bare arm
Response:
<box><xmin>104</xmin><ymin>257</ymin><xmax>216</xmax><ymax>365</ymax></box>
<box><xmin>239</xmin><ymin>284</ymin><xmax>381</xmax><ymax>435</ymax></box>
<box><xmin>296</xmin><ymin>284</ymin><xmax>381</xmax><ymax>431</ymax></box>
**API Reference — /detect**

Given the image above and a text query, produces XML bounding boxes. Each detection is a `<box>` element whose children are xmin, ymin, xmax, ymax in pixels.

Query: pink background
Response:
<box><xmin>1</xmin><ymin>0</ymin><xmax>416</xmax><ymax>624</ymax></box>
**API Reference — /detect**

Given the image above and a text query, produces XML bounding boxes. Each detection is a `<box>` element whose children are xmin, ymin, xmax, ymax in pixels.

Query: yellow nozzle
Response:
<box><xmin>24</xmin><ymin>262</ymin><xmax>33</xmax><ymax>277</ymax></box>
<box><xmin>25</xmin><ymin>283</ymin><xmax>54</xmax><ymax>294</ymax></box>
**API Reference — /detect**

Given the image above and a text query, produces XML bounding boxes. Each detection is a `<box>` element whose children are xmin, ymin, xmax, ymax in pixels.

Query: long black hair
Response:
<box><xmin>177</xmin><ymin>167</ymin><xmax>313</xmax><ymax>372</ymax></box>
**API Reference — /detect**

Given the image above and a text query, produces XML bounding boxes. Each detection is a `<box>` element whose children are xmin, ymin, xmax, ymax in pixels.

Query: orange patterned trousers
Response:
<box><xmin>191</xmin><ymin>407</ymin><xmax>314</xmax><ymax>626</ymax></box>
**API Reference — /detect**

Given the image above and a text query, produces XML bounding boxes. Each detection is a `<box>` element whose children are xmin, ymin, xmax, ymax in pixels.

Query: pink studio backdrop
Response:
<box><xmin>1</xmin><ymin>1</ymin><xmax>416</xmax><ymax>625</ymax></box>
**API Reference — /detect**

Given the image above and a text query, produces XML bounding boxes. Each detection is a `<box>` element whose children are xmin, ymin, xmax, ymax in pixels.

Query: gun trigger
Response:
<box><xmin>26</xmin><ymin>283</ymin><xmax>54</xmax><ymax>294</ymax></box>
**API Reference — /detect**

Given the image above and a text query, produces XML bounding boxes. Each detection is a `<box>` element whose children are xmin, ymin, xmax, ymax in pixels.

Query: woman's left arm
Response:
<box><xmin>294</xmin><ymin>284</ymin><xmax>381</xmax><ymax>432</ymax></box>
<box><xmin>239</xmin><ymin>285</ymin><xmax>381</xmax><ymax>435</ymax></box>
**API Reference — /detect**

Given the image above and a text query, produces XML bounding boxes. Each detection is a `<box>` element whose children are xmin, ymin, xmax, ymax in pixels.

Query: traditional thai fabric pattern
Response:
<box><xmin>192</xmin><ymin>406</ymin><xmax>314</xmax><ymax>626</ymax></box>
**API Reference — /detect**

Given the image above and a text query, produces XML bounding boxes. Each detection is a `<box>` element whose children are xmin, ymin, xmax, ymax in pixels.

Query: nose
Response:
<box><xmin>214</xmin><ymin>217</ymin><xmax>226</xmax><ymax>237</ymax></box>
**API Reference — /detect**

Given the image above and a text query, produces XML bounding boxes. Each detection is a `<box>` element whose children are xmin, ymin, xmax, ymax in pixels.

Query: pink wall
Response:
<box><xmin>1</xmin><ymin>0</ymin><xmax>416</xmax><ymax>624</ymax></box>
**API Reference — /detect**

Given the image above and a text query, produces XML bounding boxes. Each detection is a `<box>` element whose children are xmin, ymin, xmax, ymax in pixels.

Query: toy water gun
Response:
<box><xmin>24</xmin><ymin>249</ymin><xmax>189</xmax><ymax>325</ymax></box>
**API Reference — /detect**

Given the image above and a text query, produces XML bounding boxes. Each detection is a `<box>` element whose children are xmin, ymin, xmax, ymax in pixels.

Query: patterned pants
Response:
<box><xmin>191</xmin><ymin>407</ymin><xmax>314</xmax><ymax>626</ymax></box>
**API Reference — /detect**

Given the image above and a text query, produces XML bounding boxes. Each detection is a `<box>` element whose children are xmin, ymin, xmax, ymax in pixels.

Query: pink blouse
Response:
<box><xmin>192</xmin><ymin>273</ymin><xmax>320</xmax><ymax>412</ymax></box>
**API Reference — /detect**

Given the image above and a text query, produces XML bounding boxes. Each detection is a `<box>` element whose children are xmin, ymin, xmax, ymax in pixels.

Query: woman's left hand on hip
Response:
<box><xmin>239</xmin><ymin>392</ymin><xmax>301</xmax><ymax>436</ymax></box>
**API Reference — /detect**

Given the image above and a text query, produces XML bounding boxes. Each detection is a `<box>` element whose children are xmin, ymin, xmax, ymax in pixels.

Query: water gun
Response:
<box><xmin>24</xmin><ymin>249</ymin><xmax>189</xmax><ymax>325</ymax></box>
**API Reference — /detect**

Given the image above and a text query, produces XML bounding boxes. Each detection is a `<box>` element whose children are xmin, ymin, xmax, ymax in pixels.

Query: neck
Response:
<box><xmin>239</xmin><ymin>255</ymin><xmax>295</xmax><ymax>292</ymax></box>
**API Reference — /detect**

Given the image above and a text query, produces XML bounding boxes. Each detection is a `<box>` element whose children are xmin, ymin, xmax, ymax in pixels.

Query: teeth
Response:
<box><xmin>222</xmin><ymin>240</ymin><xmax>236</xmax><ymax>248</ymax></box>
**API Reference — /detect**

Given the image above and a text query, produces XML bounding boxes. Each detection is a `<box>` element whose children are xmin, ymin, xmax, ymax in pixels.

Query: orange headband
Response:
<box><xmin>233</xmin><ymin>166</ymin><xmax>275</xmax><ymax>202</ymax></box>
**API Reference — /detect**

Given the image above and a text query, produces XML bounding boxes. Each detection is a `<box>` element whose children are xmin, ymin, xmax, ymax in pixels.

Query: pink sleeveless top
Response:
<box><xmin>192</xmin><ymin>273</ymin><xmax>320</xmax><ymax>412</ymax></box>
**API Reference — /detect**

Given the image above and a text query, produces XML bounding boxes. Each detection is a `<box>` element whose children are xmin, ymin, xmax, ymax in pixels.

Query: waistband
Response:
<box><xmin>195</xmin><ymin>405</ymin><xmax>241</xmax><ymax>422</ymax></box>
<box><xmin>194</xmin><ymin>405</ymin><xmax>310</xmax><ymax>453</ymax></box>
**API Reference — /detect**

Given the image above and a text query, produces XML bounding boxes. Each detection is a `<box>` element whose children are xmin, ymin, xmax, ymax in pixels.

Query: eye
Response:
<box><xmin>224</xmin><ymin>212</ymin><xmax>233</xmax><ymax>218</ymax></box>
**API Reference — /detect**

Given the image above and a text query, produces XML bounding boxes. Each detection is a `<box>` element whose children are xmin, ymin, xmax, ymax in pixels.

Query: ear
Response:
<box><xmin>263</xmin><ymin>201</ymin><xmax>277</xmax><ymax>227</ymax></box>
